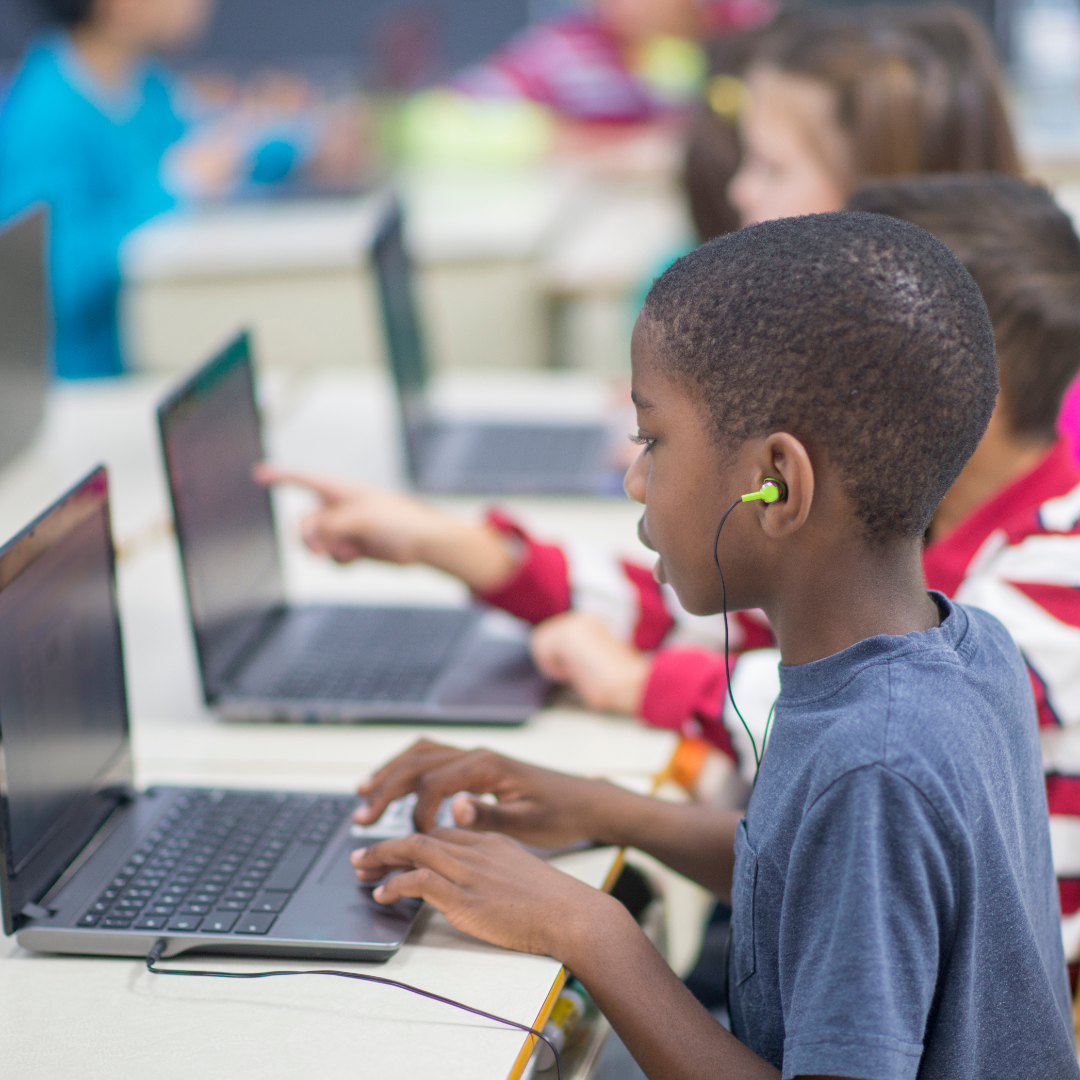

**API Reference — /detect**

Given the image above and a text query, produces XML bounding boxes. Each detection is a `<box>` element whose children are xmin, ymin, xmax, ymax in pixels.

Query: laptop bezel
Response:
<box><xmin>370</xmin><ymin>197</ymin><xmax>435</xmax><ymax>484</ymax></box>
<box><xmin>0</xmin><ymin>466</ymin><xmax>136</xmax><ymax>935</ymax></box>
<box><xmin>156</xmin><ymin>332</ymin><xmax>288</xmax><ymax>704</ymax></box>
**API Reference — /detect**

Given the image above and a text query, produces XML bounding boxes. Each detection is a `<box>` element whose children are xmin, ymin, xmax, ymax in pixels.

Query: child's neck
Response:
<box><xmin>765</xmin><ymin>535</ymin><xmax>939</xmax><ymax>668</ymax></box>
<box><xmin>69</xmin><ymin>25</ymin><xmax>143</xmax><ymax>90</ymax></box>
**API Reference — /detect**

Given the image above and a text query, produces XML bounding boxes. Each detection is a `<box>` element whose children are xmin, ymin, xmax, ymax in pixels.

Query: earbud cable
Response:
<box><xmin>713</xmin><ymin>500</ymin><xmax>779</xmax><ymax>783</ymax></box>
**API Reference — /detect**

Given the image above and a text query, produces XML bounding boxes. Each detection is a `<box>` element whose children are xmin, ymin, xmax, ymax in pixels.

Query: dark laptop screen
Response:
<box><xmin>157</xmin><ymin>334</ymin><xmax>285</xmax><ymax>695</ymax></box>
<box><xmin>372</xmin><ymin>200</ymin><xmax>429</xmax><ymax>405</ymax></box>
<box><xmin>0</xmin><ymin>468</ymin><xmax>133</xmax><ymax>932</ymax></box>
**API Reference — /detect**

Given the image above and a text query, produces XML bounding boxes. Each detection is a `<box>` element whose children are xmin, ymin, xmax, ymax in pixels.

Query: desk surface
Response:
<box><xmin>0</xmin><ymin>372</ymin><xmax>674</xmax><ymax>1080</ymax></box>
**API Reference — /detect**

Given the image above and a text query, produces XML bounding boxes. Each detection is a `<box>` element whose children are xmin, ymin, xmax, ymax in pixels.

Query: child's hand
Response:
<box><xmin>354</xmin><ymin>737</ymin><xmax>626</xmax><ymax>847</ymax></box>
<box><xmin>254</xmin><ymin>465</ymin><xmax>519</xmax><ymax>591</ymax></box>
<box><xmin>351</xmin><ymin>828</ymin><xmax>622</xmax><ymax>960</ymax></box>
<box><xmin>255</xmin><ymin>464</ymin><xmax>451</xmax><ymax>564</ymax></box>
<box><xmin>530</xmin><ymin>611</ymin><xmax>650</xmax><ymax>716</ymax></box>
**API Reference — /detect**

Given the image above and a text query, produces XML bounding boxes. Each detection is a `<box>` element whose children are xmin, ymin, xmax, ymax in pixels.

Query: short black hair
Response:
<box><xmin>33</xmin><ymin>0</ymin><xmax>96</xmax><ymax>26</ymax></box>
<box><xmin>641</xmin><ymin>212</ymin><xmax>997</xmax><ymax>543</ymax></box>
<box><xmin>849</xmin><ymin>175</ymin><xmax>1080</xmax><ymax>441</ymax></box>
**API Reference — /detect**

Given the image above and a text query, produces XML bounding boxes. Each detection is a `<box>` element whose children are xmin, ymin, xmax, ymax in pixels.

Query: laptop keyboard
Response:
<box><xmin>77</xmin><ymin>790</ymin><xmax>354</xmax><ymax>936</ymax></box>
<box><xmin>466</xmin><ymin>426</ymin><xmax>604</xmax><ymax>478</ymax></box>
<box><xmin>260</xmin><ymin>607</ymin><xmax>473</xmax><ymax>702</ymax></box>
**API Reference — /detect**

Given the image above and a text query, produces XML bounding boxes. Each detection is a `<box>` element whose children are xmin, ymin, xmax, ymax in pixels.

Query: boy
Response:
<box><xmin>346</xmin><ymin>214</ymin><xmax>1076</xmax><ymax>1078</ymax></box>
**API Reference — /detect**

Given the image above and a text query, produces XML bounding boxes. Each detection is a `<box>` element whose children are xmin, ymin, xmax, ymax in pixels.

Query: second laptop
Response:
<box><xmin>157</xmin><ymin>332</ymin><xmax>549</xmax><ymax>723</ymax></box>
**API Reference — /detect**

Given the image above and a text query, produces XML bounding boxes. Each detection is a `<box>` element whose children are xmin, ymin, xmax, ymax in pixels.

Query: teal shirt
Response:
<box><xmin>0</xmin><ymin>36</ymin><xmax>184</xmax><ymax>378</ymax></box>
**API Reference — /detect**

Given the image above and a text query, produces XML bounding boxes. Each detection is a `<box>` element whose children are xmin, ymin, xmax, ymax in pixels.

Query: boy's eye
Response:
<box><xmin>629</xmin><ymin>433</ymin><xmax>656</xmax><ymax>452</ymax></box>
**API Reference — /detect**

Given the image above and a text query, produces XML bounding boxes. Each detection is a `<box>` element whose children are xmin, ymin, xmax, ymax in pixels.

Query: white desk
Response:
<box><xmin>0</xmin><ymin>372</ymin><xmax>678</xmax><ymax>1080</ymax></box>
<box><xmin>119</xmin><ymin>171</ymin><xmax>690</xmax><ymax>376</ymax></box>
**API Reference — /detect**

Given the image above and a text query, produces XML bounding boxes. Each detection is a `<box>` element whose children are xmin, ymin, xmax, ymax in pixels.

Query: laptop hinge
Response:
<box><xmin>20</xmin><ymin>901</ymin><xmax>53</xmax><ymax>921</ymax></box>
<box><xmin>35</xmin><ymin>789</ymin><xmax>137</xmax><ymax>910</ymax></box>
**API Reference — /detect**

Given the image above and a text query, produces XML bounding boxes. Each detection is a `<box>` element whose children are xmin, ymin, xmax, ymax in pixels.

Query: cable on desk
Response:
<box><xmin>146</xmin><ymin>939</ymin><xmax>561</xmax><ymax>1079</ymax></box>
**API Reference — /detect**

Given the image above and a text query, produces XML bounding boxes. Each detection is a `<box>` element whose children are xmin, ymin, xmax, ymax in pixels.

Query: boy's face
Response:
<box><xmin>624</xmin><ymin>320</ymin><xmax>758</xmax><ymax>616</ymax></box>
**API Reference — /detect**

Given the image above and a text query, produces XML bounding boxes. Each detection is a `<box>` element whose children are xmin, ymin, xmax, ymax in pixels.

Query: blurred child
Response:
<box><xmin>0</xmin><ymin>0</ymin><xmax>348</xmax><ymax>379</ymax></box>
<box><xmin>686</xmin><ymin>6</ymin><xmax>1019</xmax><ymax>241</ymax></box>
<box><xmin>0</xmin><ymin>0</ymin><xmax>211</xmax><ymax>378</ymax></box>
<box><xmin>453</xmin><ymin>0</ymin><xmax>775</xmax><ymax>124</ymax></box>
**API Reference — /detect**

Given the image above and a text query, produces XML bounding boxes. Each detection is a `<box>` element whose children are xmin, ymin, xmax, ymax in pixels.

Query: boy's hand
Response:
<box><xmin>254</xmin><ymin>465</ymin><xmax>519</xmax><ymax>592</ymax></box>
<box><xmin>530</xmin><ymin>611</ymin><xmax>650</xmax><ymax>716</ymax></box>
<box><xmin>354</xmin><ymin>738</ymin><xmax>625</xmax><ymax>847</ymax></box>
<box><xmin>351</xmin><ymin>828</ymin><xmax>623</xmax><ymax>960</ymax></box>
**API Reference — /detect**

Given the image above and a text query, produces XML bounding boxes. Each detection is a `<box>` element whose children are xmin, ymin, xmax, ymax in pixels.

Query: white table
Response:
<box><xmin>119</xmin><ymin>171</ymin><xmax>690</xmax><ymax>377</ymax></box>
<box><xmin>0</xmin><ymin>372</ymin><xmax>679</xmax><ymax>1080</ymax></box>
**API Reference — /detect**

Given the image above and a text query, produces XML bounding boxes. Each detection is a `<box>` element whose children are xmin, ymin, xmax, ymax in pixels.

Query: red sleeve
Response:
<box><xmin>474</xmin><ymin>510</ymin><xmax>572</xmax><ymax>625</ymax></box>
<box><xmin>640</xmin><ymin>647</ymin><xmax>738</xmax><ymax>763</ymax></box>
<box><xmin>621</xmin><ymin>560</ymin><xmax>676</xmax><ymax>649</ymax></box>
<box><xmin>1029</xmin><ymin>664</ymin><xmax>1063</xmax><ymax>728</ymax></box>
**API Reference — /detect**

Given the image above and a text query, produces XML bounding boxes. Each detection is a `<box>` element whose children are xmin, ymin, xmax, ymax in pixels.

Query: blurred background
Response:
<box><xmin>4</xmin><ymin>0</ymin><xmax>1080</xmax><ymax>382</ymax></box>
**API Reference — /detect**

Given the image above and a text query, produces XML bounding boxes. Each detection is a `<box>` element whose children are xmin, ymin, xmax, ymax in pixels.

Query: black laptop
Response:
<box><xmin>0</xmin><ymin>204</ymin><xmax>49</xmax><ymax>469</ymax></box>
<box><xmin>2</xmin><ymin>467</ymin><xmax>422</xmax><ymax>960</ymax></box>
<box><xmin>371</xmin><ymin>198</ymin><xmax>624</xmax><ymax>495</ymax></box>
<box><xmin>157</xmin><ymin>333</ymin><xmax>549</xmax><ymax>723</ymax></box>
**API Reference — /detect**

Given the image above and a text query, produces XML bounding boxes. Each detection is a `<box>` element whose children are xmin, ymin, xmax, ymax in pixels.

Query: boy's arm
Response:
<box><xmin>253</xmin><ymin>467</ymin><xmax>519</xmax><ymax>592</ymax></box>
<box><xmin>352</xmin><ymin>826</ymin><xmax>846</xmax><ymax>1080</ymax></box>
<box><xmin>359</xmin><ymin>829</ymin><xmax>779</xmax><ymax>1079</ymax></box>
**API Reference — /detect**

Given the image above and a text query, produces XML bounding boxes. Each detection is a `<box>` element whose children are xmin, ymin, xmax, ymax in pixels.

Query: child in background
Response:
<box><xmin>453</xmin><ymin>0</ymin><xmax>775</xmax><ymax>124</ymax></box>
<box><xmin>686</xmin><ymin>6</ymin><xmax>1019</xmax><ymax>242</ymax></box>
<box><xmin>0</xmin><ymin>0</ymin><xmax>209</xmax><ymax>378</ymax></box>
<box><xmin>348</xmin><ymin>213</ymin><xmax>1077</xmax><ymax>1080</ymax></box>
<box><xmin>0</xmin><ymin>0</ymin><xmax>347</xmax><ymax>379</ymax></box>
<box><xmin>850</xmin><ymin>175</ymin><xmax>1080</xmax><ymax>989</ymax></box>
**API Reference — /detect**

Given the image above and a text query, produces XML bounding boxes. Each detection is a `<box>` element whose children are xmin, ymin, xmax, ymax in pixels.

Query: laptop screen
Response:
<box><xmin>371</xmin><ymin>200</ymin><xmax>430</xmax><ymax>401</ymax></box>
<box><xmin>157</xmin><ymin>334</ymin><xmax>286</xmax><ymax>696</ymax></box>
<box><xmin>0</xmin><ymin>205</ymin><xmax>48</xmax><ymax>470</ymax></box>
<box><xmin>0</xmin><ymin>467</ymin><xmax>134</xmax><ymax>933</ymax></box>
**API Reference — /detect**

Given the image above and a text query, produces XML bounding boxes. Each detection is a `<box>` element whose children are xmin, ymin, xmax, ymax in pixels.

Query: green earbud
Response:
<box><xmin>741</xmin><ymin>478</ymin><xmax>786</xmax><ymax>504</ymax></box>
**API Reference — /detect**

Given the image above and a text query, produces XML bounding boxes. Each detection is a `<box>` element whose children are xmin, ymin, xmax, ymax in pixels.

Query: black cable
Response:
<box><xmin>713</xmin><ymin>499</ymin><xmax>760</xmax><ymax>771</ymax></box>
<box><xmin>712</xmin><ymin>499</ymin><xmax>779</xmax><ymax>784</ymax></box>
<box><xmin>146</xmin><ymin>939</ymin><xmax>562</xmax><ymax>1079</ymax></box>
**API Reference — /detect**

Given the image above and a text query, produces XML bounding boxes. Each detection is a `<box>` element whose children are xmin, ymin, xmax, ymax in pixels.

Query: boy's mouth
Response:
<box><xmin>637</xmin><ymin>515</ymin><xmax>656</xmax><ymax>551</ymax></box>
<box><xmin>638</xmin><ymin>516</ymin><xmax>666</xmax><ymax>583</ymax></box>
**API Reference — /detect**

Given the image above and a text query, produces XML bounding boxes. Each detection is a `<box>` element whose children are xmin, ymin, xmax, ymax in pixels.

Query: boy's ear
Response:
<box><xmin>754</xmin><ymin>433</ymin><xmax>814</xmax><ymax>540</ymax></box>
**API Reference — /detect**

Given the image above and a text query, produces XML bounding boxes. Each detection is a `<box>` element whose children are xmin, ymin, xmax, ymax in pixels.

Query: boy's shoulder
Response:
<box><xmin>777</xmin><ymin>598</ymin><xmax>1037</xmax><ymax>824</ymax></box>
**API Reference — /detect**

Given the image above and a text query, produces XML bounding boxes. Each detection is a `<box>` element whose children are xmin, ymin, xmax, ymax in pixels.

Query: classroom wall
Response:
<box><xmin>0</xmin><ymin>0</ymin><xmax>530</xmax><ymax>84</ymax></box>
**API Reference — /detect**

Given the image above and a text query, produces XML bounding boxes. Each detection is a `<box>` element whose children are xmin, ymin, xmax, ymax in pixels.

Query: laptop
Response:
<box><xmin>371</xmin><ymin>199</ymin><xmax>624</xmax><ymax>495</ymax></box>
<box><xmin>0</xmin><ymin>204</ymin><xmax>49</xmax><ymax>470</ymax></box>
<box><xmin>157</xmin><ymin>332</ymin><xmax>549</xmax><ymax>723</ymax></box>
<box><xmin>2</xmin><ymin>467</ymin><xmax>422</xmax><ymax>960</ymax></box>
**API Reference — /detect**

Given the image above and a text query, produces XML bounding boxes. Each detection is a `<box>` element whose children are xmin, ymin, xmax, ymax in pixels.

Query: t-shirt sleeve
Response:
<box><xmin>778</xmin><ymin>765</ymin><xmax>957</xmax><ymax>1080</ymax></box>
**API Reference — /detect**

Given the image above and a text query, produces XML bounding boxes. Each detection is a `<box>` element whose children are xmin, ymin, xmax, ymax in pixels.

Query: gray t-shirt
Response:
<box><xmin>728</xmin><ymin>595</ymin><xmax>1077</xmax><ymax>1080</ymax></box>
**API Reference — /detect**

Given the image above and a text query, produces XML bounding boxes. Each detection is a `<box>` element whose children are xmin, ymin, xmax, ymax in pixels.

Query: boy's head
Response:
<box><xmin>37</xmin><ymin>0</ymin><xmax>213</xmax><ymax>51</ymax></box>
<box><xmin>626</xmin><ymin>211</ymin><xmax>996</xmax><ymax>614</ymax></box>
<box><xmin>849</xmin><ymin>175</ymin><xmax>1080</xmax><ymax>443</ymax></box>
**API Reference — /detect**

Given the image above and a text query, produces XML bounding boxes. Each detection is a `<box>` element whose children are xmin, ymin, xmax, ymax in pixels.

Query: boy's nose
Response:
<box><xmin>624</xmin><ymin>454</ymin><xmax>647</xmax><ymax>503</ymax></box>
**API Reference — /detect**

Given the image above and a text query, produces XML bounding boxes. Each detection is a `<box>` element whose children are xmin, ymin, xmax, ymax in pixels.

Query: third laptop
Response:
<box><xmin>371</xmin><ymin>198</ymin><xmax>625</xmax><ymax>495</ymax></box>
